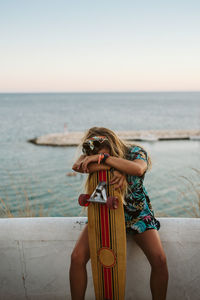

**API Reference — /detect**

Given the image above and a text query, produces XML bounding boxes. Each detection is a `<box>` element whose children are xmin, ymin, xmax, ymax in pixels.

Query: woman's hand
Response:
<box><xmin>110</xmin><ymin>170</ymin><xmax>126</xmax><ymax>190</ymax></box>
<box><xmin>72</xmin><ymin>155</ymin><xmax>86</xmax><ymax>171</ymax></box>
<box><xmin>80</xmin><ymin>155</ymin><xmax>99</xmax><ymax>173</ymax></box>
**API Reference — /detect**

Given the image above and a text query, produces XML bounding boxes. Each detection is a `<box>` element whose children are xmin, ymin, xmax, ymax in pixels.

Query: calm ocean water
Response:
<box><xmin>0</xmin><ymin>92</ymin><xmax>199</xmax><ymax>218</ymax></box>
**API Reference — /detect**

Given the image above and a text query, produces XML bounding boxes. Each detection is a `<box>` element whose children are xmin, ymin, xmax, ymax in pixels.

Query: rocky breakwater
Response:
<box><xmin>28</xmin><ymin>132</ymin><xmax>83</xmax><ymax>146</ymax></box>
<box><xmin>28</xmin><ymin>129</ymin><xmax>200</xmax><ymax>146</ymax></box>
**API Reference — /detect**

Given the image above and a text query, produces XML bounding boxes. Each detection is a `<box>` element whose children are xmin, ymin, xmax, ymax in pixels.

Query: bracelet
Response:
<box><xmin>98</xmin><ymin>153</ymin><xmax>110</xmax><ymax>164</ymax></box>
<box><xmin>101</xmin><ymin>153</ymin><xmax>110</xmax><ymax>164</ymax></box>
<box><xmin>98</xmin><ymin>153</ymin><xmax>104</xmax><ymax>164</ymax></box>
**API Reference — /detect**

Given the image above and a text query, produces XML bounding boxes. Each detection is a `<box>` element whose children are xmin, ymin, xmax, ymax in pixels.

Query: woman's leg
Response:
<box><xmin>133</xmin><ymin>229</ymin><xmax>169</xmax><ymax>300</ymax></box>
<box><xmin>69</xmin><ymin>224</ymin><xmax>90</xmax><ymax>300</ymax></box>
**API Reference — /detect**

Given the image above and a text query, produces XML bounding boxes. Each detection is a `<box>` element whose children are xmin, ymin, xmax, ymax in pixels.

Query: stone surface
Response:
<box><xmin>0</xmin><ymin>217</ymin><xmax>200</xmax><ymax>299</ymax></box>
<box><xmin>28</xmin><ymin>130</ymin><xmax>200</xmax><ymax>146</ymax></box>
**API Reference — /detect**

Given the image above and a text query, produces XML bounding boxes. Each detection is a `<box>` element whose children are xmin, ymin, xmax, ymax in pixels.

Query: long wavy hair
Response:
<box><xmin>81</xmin><ymin>127</ymin><xmax>152</xmax><ymax>195</ymax></box>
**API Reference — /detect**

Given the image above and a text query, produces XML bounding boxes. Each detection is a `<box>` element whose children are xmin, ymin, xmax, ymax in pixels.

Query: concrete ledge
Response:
<box><xmin>0</xmin><ymin>217</ymin><xmax>200</xmax><ymax>299</ymax></box>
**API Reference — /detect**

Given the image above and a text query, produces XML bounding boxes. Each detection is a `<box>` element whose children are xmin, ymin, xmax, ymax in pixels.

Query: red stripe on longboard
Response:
<box><xmin>103</xmin><ymin>171</ymin><xmax>113</xmax><ymax>300</ymax></box>
<box><xmin>100</xmin><ymin>205</ymin><xmax>105</xmax><ymax>247</ymax></box>
<box><xmin>99</xmin><ymin>170</ymin><xmax>113</xmax><ymax>300</ymax></box>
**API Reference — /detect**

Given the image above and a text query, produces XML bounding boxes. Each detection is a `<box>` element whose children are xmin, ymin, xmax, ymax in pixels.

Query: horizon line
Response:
<box><xmin>0</xmin><ymin>90</ymin><xmax>200</xmax><ymax>94</ymax></box>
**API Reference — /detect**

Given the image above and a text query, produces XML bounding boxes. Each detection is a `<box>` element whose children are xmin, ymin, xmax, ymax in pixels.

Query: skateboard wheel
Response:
<box><xmin>106</xmin><ymin>196</ymin><xmax>119</xmax><ymax>209</ymax></box>
<box><xmin>78</xmin><ymin>194</ymin><xmax>90</xmax><ymax>206</ymax></box>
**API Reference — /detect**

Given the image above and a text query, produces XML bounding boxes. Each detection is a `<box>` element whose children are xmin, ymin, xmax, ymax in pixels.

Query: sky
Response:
<box><xmin>0</xmin><ymin>0</ymin><xmax>200</xmax><ymax>93</ymax></box>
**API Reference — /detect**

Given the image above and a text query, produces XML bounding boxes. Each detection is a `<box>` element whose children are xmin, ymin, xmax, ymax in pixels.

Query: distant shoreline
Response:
<box><xmin>1</xmin><ymin>91</ymin><xmax>200</xmax><ymax>95</ymax></box>
<box><xmin>28</xmin><ymin>129</ymin><xmax>200</xmax><ymax>147</ymax></box>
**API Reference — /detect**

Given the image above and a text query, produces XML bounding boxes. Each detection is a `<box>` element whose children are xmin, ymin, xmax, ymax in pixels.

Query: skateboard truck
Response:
<box><xmin>89</xmin><ymin>181</ymin><xmax>107</xmax><ymax>204</ymax></box>
<box><xmin>78</xmin><ymin>181</ymin><xmax>119</xmax><ymax>209</ymax></box>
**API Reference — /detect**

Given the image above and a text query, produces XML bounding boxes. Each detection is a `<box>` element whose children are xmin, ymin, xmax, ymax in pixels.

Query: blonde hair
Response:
<box><xmin>81</xmin><ymin>127</ymin><xmax>152</xmax><ymax>194</ymax></box>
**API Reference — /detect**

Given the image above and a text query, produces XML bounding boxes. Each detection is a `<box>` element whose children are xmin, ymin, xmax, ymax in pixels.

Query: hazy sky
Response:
<box><xmin>0</xmin><ymin>0</ymin><xmax>200</xmax><ymax>92</ymax></box>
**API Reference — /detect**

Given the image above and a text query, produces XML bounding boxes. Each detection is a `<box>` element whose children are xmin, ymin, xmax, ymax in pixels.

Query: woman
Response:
<box><xmin>70</xmin><ymin>127</ymin><xmax>169</xmax><ymax>300</ymax></box>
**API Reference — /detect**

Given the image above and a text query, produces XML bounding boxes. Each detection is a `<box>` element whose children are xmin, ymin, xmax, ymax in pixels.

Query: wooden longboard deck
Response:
<box><xmin>87</xmin><ymin>170</ymin><xmax>126</xmax><ymax>300</ymax></box>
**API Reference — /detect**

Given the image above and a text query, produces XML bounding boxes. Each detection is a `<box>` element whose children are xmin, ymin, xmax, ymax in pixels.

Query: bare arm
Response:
<box><xmin>104</xmin><ymin>156</ymin><xmax>147</xmax><ymax>176</ymax></box>
<box><xmin>79</xmin><ymin>154</ymin><xmax>147</xmax><ymax>176</ymax></box>
<box><xmin>72</xmin><ymin>155</ymin><xmax>110</xmax><ymax>173</ymax></box>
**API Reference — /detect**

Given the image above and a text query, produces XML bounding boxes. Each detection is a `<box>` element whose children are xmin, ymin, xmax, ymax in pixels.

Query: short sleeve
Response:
<box><xmin>129</xmin><ymin>146</ymin><xmax>148</xmax><ymax>162</ymax></box>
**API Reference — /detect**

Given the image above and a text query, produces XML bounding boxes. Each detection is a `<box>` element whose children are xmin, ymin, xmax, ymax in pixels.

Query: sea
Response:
<box><xmin>0</xmin><ymin>92</ymin><xmax>199</xmax><ymax>218</ymax></box>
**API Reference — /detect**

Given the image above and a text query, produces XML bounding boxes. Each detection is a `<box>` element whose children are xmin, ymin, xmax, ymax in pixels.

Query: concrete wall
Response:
<box><xmin>0</xmin><ymin>217</ymin><xmax>199</xmax><ymax>300</ymax></box>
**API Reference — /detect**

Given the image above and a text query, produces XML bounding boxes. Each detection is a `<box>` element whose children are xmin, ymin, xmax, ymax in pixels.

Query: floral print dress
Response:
<box><xmin>124</xmin><ymin>145</ymin><xmax>161</xmax><ymax>235</ymax></box>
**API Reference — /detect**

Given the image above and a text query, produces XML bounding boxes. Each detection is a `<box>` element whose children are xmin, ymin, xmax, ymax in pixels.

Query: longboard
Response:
<box><xmin>79</xmin><ymin>169</ymin><xmax>126</xmax><ymax>300</ymax></box>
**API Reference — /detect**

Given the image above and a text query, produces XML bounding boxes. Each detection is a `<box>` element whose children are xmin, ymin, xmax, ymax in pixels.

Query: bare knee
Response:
<box><xmin>71</xmin><ymin>248</ymin><xmax>90</xmax><ymax>267</ymax></box>
<box><xmin>150</xmin><ymin>253</ymin><xmax>168</xmax><ymax>270</ymax></box>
